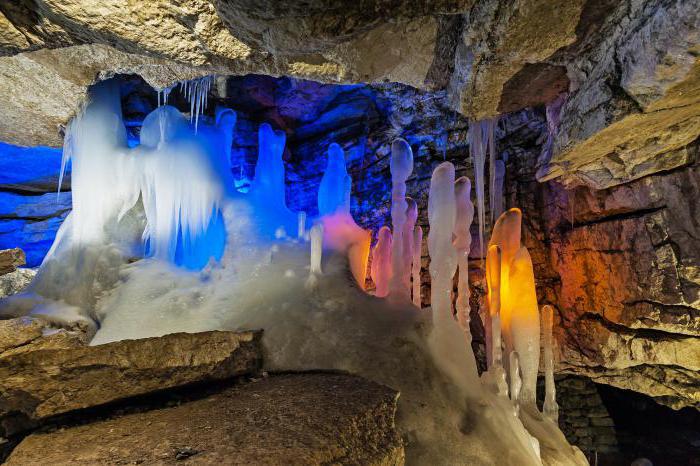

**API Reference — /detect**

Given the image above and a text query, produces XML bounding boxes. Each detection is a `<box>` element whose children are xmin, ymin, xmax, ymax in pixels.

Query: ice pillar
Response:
<box><xmin>402</xmin><ymin>198</ymin><xmax>418</xmax><ymax>292</ymax></box>
<box><xmin>542</xmin><ymin>304</ymin><xmax>559</xmax><ymax>423</ymax></box>
<box><xmin>388</xmin><ymin>139</ymin><xmax>413</xmax><ymax>300</ymax></box>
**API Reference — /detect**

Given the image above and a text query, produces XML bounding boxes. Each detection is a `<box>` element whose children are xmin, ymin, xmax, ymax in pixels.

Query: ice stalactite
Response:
<box><xmin>492</xmin><ymin>159</ymin><xmax>505</xmax><ymax>223</ymax></box>
<box><xmin>453</xmin><ymin>177</ymin><xmax>474</xmax><ymax>332</ymax></box>
<box><xmin>467</xmin><ymin>119</ymin><xmax>496</xmax><ymax>264</ymax></box>
<box><xmin>402</xmin><ymin>198</ymin><xmax>418</xmax><ymax>293</ymax></box>
<box><xmin>251</xmin><ymin>123</ymin><xmax>295</xmax><ymax>237</ymax></box>
<box><xmin>508</xmin><ymin>246</ymin><xmax>541</xmax><ymax>406</ymax></box>
<box><xmin>542</xmin><ymin>304</ymin><xmax>559</xmax><ymax>423</ymax></box>
<box><xmin>427</xmin><ymin>162</ymin><xmax>479</xmax><ymax>390</ymax></box>
<box><xmin>306</xmin><ymin>223</ymin><xmax>324</xmax><ymax>290</ymax></box>
<box><xmin>411</xmin><ymin>225</ymin><xmax>422</xmax><ymax>307</ymax></box>
<box><xmin>179</xmin><ymin>75</ymin><xmax>214</xmax><ymax>132</ymax></box>
<box><xmin>371</xmin><ymin>226</ymin><xmax>392</xmax><ymax>298</ymax></box>
<box><xmin>487</xmin><ymin>208</ymin><xmax>522</xmax><ymax>376</ymax></box>
<box><xmin>388</xmin><ymin>139</ymin><xmax>413</xmax><ymax>301</ymax></box>
<box><xmin>318</xmin><ymin>143</ymin><xmax>351</xmax><ymax>216</ymax></box>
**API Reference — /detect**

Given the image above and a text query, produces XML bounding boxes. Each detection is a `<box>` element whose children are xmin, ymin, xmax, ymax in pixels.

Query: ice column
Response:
<box><xmin>306</xmin><ymin>223</ymin><xmax>324</xmax><ymax>290</ymax></box>
<box><xmin>508</xmin><ymin>247</ymin><xmax>541</xmax><ymax>406</ymax></box>
<box><xmin>542</xmin><ymin>304</ymin><xmax>559</xmax><ymax>422</ymax></box>
<box><xmin>371</xmin><ymin>226</ymin><xmax>393</xmax><ymax>298</ymax></box>
<box><xmin>318</xmin><ymin>143</ymin><xmax>351</xmax><ymax>216</ymax></box>
<box><xmin>453</xmin><ymin>177</ymin><xmax>474</xmax><ymax>332</ymax></box>
<box><xmin>388</xmin><ymin>139</ymin><xmax>413</xmax><ymax>300</ymax></box>
<box><xmin>411</xmin><ymin>225</ymin><xmax>422</xmax><ymax>307</ymax></box>
<box><xmin>428</xmin><ymin>162</ymin><xmax>479</xmax><ymax>387</ymax></box>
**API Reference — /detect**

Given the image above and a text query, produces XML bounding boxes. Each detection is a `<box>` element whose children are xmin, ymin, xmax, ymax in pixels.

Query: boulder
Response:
<box><xmin>5</xmin><ymin>373</ymin><xmax>404</xmax><ymax>466</ymax></box>
<box><xmin>0</xmin><ymin>329</ymin><xmax>262</xmax><ymax>435</ymax></box>
<box><xmin>0</xmin><ymin>268</ymin><xmax>36</xmax><ymax>298</ymax></box>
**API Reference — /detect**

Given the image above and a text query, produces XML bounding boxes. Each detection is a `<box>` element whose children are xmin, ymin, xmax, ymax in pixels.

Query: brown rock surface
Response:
<box><xmin>0</xmin><ymin>330</ymin><xmax>262</xmax><ymax>433</ymax></box>
<box><xmin>5</xmin><ymin>373</ymin><xmax>404</xmax><ymax>466</ymax></box>
<box><xmin>507</xmin><ymin>112</ymin><xmax>700</xmax><ymax>409</ymax></box>
<box><xmin>0</xmin><ymin>248</ymin><xmax>25</xmax><ymax>275</ymax></box>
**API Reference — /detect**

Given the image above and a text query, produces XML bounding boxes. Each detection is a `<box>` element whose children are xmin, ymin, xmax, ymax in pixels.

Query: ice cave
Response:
<box><xmin>0</xmin><ymin>2</ymin><xmax>698</xmax><ymax>465</ymax></box>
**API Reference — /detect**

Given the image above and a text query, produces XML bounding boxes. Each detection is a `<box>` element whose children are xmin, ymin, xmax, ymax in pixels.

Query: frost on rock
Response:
<box><xmin>388</xmin><ymin>138</ymin><xmax>413</xmax><ymax>301</ymax></box>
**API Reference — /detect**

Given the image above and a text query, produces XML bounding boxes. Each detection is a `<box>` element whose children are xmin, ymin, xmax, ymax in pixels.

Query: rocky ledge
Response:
<box><xmin>5</xmin><ymin>373</ymin><xmax>403</xmax><ymax>466</ymax></box>
<box><xmin>0</xmin><ymin>316</ymin><xmax>402</xmax><ymax>464</ymax></box>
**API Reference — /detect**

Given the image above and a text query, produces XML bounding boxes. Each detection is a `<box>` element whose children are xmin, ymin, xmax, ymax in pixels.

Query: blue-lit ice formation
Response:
<box><xmin>53</xmin><ymin>81</ymin><xmax>234</xmax><ymax>270</ymax></box>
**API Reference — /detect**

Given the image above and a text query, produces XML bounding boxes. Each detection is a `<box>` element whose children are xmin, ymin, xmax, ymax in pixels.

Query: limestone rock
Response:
<box><xmin>538</xmin><ymin>0</ymin><xmax>700</xmax><ymax>189</ymax></box>
<box><xmin>0</xmin><ymin>268</ymin><xmax>36</xmax><ymax>298</ymax></box>
<box><xmin>0</xmin><ymin>329</ymin><xmax>262</xmax><ymax>434</ymax></box>
<box><xmin>0</xmin><ymin>248</ymin><xmax>25</xmax><ymax>275</ymax></box>
<box><xmin>5</xmin><ymin>373</ymin><xmax>404</xmax><ymax>466</ymax></box>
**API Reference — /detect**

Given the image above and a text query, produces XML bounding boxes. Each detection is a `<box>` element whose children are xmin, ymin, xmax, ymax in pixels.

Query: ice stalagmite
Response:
<box><xmin>318</xmin><ymin>143</ymin><xmax>351</xmax><ymax>216</ymax></box>
<box><xmin>402</xmin><ymin>198</ymin><xmax>418</xmax><ymax>292</ymax></box>
<box><xmin>453</xmin><ymin>177</ymin><xmax>474</xmax><ymax>332</ymax></box>
<box><xmin>483</xmin><ymin>244</ymin><xmax>508</xmax><ymax>396</ymax></box>
<box><xmin>542</xmin><ymin>304</ymin><xmax>559</xmax><ymax>423</ymax></box>
<box><xmin>251</xmin><ymin>123</ymin><xmax>295</xmax><ymax>236</ymax></box>
<box><xmin>412</xmin><ymin>225</ymin><xmax>422</xmax><ymax>307</ymax></box>
<box><xmin>508</xmin><ymin>247</ymin><xmax>541</xmax><ymax>406</ymax></box>
<box><xmin>428</xmin><ymin>162</ymin><xmax>478</xmax><ymax>389</ymax></box>
<box><xmin>388</xmin><ymin>139</ymin><xmax>413</xmax><ymax>300</ymax></box>
<box><xmin>306</xmin><ymin>223</ymin><xmax>324</xmax><ymax>290</ymax></box>
<box><xmin>509</xmin><ymin>350</ymin><xmax>522</xmax><ymax>412</ymax></box>
<box><xmin>317</xmin><ymin>143</ymin><xmax>371</xmax><ymax>289</ymax></box>
<box><xmin>371</xmin><ymin>226</ymin><xmax>392</xmax><ymax>298</ymax></box>
<box><xmin>487</xmin><ymin>208</ymin><xmax>522</xmax><ymax>371</ymax></box>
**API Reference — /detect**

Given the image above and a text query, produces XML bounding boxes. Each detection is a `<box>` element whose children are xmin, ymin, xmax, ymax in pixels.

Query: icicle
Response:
<box><xmin>388</xmin><ymin>138</ymin><xmax>413</xmax><ymax>300</ymax></box>
<box><xmin>453</xmin><ymin>176</ymin><xmax>474</xmax><ymax>332</ymax></box>
<box><xmin>542</xmin><ymin>304</ymin><xmax>559</xmax><ymax>423</ymax></box>
<box><xmin>178</xmin><ymin>76</ymin><xmax>214</xmax><ymax>133</ymax></box>
<box><xmin>492</xmin><ymin>160</ymin><xmax>505</xmax><ymax>222</ymax></box>
<box><xmin>488</xmin><ymin>118</ymin><xmax>498</xmax><ymax>225</ymax></box>
<box><xmin>468</xmin><ymin>120</ymin><xmax>487</xmax><ymax>265</ymax></box>
<box><xmin>411</xmin><ymin>225</ymin><xmax>423</xmax><ymax>307</ymax></box>
<box><xmin>371</xmin><ymin>226</ymin><xmax>393</xmax><ymax>298</ymax></box>
<box><xmin>306</xmin><ymin>223</ymin><xmax>324</xmax><ymax>290</ymax></box>
<box><xmin>297</xmin><ymin>211</ymin><xmax>306</xmax><ymax>239</ymax></box>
